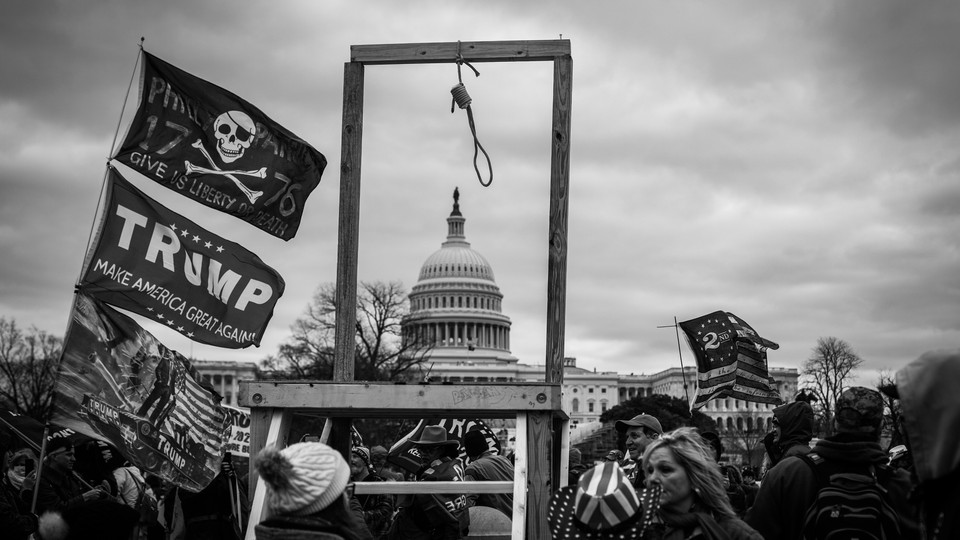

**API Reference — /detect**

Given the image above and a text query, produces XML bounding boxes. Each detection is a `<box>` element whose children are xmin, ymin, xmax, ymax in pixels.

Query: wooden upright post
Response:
<box><xmin>330</xmin><ymin>60</ymin><xmax>366</xmax><ymax>458</ymax></box>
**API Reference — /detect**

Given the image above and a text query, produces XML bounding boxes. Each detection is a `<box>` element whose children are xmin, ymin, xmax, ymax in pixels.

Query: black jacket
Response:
<box><xmin>0</xmin><ymin>475</ymin><xmax>37</xmax><ymax>540</ymax></box>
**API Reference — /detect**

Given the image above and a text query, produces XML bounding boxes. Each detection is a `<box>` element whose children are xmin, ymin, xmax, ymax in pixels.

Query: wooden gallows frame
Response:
<box><xmin>240</xmin><ymin>39</ymin><xmax>573</xmax><ymax>540</ymax></box>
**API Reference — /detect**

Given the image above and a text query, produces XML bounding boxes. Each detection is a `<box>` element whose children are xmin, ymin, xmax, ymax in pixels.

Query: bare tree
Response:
<box><xmin>723</xmin><ymin>416</ymin><xmax>770</xmax><ymax>468</ymax></box>
<box><xmin>261</xmin><ymin>281</ymin><xmax>432</xmax><ymax>381</ymax></box>
<box><xmin>0</xmin><ymin>318</ymin><xmax>62</xmax><ymax>421</ymax></box>
<box><xmin>801</xmin><ymin>336</ymin><xmax>863</xmax><ymax>436</ymax></box>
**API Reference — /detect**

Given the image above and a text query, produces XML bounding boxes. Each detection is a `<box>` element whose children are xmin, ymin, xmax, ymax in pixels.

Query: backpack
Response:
<box><xmin>800</xmin><ymin>452</ymin><xmax>902</xmax><ymax>540</ymax></box>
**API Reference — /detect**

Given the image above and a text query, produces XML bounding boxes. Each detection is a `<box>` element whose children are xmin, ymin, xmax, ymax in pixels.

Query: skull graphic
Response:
<box><xmin>213</xmin><ymin>110</ymin><xmax>256</xmax><ymax>163</ymax></box>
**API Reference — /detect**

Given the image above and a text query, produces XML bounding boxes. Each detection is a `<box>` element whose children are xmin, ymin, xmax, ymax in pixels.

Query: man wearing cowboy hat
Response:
<box><xmin>388</xmin><ymin>425</ymin><xmax>470</xmax><ymax>540</ymax></box>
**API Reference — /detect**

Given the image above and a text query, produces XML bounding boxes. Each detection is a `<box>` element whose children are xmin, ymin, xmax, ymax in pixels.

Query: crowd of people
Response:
<box><xmin>548</xmin><ymin>349</ymin><xmax>960</xmax><ymax>540</ymax></box>
<box><xmin>252</xmin><ymin>424</ymin><xmax>514</xmax><ymax>540</ymax></box>
<box><xmin>0</xmin><ymin>431</ymin><xmax>247</xmax><ymax>540</ymax></box>
<box><xmin>3</xmin><ymin>348</ymin><xmax>958</xmax><ymax>539</ymax></box>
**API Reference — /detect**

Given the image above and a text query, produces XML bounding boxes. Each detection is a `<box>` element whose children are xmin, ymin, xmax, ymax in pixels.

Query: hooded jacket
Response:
<box><xmin>745</xmin><ymin>432</ymin><xmax>919</xmax><ymax>540</ymax></box>
<box><xmin>767</xmin><ymin>401</ymin><xmax>814</xmax><ymax>465</ymax></box>
<box><xmin>895</xmin><ymin>349</ymin><xmax>960</xmax><ymax>539</ymax></box>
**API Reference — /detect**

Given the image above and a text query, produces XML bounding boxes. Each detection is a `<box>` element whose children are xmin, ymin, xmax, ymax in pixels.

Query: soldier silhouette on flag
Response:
<box><xmin>137</xmin><ymin>351</ymin><xmax>178</xmax><ymax>425</ymax></box>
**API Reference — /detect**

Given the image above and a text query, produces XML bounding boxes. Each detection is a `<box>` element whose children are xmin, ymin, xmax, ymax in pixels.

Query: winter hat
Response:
<box><xmin>835</xmin><ymin>386</ymin><xmax>884</xmax><ymax>433</ymax></box>
<box><xmin>463</xmin><ymin>429</ymin><xmax>489</xmax><ymax>457</ymax></box>
<box><xmin>255</xmin><ymin>442</ymin><xmax>350</xmax><ymax>516</ymax></box>
<box><xmin>352</xmin><ymin>446</ymin><xmax>371</xmax><ymax>469</ymax></box>
<box><xmin>45</xmin><ymin>437</ymin><xmax>74</xmax><ymax>457</ymax></box>
<box><xmin>10</xmin><ymin>448</ymin><xmax>35</xmax><ymax>467</ymax></box>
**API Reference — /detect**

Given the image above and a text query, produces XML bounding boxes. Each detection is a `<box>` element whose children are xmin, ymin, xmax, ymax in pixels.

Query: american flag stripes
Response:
<box><xmin>679</xmin><ymin>311</ymin><xmax>783</xmax><ymax>411</ymax></box>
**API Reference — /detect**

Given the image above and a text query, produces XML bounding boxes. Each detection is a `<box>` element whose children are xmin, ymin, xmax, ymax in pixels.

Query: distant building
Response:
<box><xmin>192</xmin><ymin>359</ymin><xmax>257</xmax><ymax>408</ymax></box>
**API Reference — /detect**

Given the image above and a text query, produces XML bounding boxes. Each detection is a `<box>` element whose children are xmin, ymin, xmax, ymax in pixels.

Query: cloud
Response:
<box><xmin>1</xmin><ymin>0</ymin><xmax>958</xmax><ymax>385</ymax></box>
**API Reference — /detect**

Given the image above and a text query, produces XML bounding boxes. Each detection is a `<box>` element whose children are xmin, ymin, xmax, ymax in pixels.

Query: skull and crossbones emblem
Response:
<box><xmin>184</xmin><ymin>110</ymin><xmax>266</xmax><ymax>204</ymax></box>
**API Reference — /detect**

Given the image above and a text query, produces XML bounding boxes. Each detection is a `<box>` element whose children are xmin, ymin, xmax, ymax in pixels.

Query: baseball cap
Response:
<box><xmin>835</xmin><ymin>386</ymin><xmax>884</xmax><ymax>433</ymax></box>
<box><xmin>615</xmin><ymin>414</ymin><xmax>663</xmax><ymax>435</ymax></box>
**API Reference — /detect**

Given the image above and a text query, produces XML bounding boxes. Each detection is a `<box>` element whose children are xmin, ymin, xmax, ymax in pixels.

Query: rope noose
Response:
<box><xmin>450</xmin><ymin>42</ymin><xmax>493</xmax><ymax>187</ymax></box>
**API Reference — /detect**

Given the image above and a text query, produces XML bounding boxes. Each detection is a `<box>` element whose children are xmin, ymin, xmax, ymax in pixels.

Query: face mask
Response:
<box><xmin>7</xmin><ymin>468</ymin><xmax>25</xmax><ymax>490</ymax></box>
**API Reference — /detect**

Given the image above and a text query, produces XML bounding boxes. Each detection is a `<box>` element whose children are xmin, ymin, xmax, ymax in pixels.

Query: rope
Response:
<box><xmin>450</xmin><ymin>42</ymin><xmax>493</xmax><ymax>187</ymax></box>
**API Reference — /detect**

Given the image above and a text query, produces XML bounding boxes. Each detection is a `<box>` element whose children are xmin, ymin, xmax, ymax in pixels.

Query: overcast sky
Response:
<box><xmin>2</xmin><ymin>1</ymin><xmax>958</xmax><ymax>388</ymax></box>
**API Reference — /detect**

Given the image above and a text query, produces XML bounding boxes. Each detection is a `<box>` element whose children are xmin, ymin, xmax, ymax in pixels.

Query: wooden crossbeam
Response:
<box><xmin>239</xmin><ymin>381</ymin><xmax>560</xmax><ymax>418</ymax></box>
<box><xmin>353</xmin><ymin>481</ymin><xmax>513</xmax><ymax>495</ymax></box>
<box><xmin>351</xmin><ymin>39</ymin><xmax>570</xmax><ymax>65</ymax></box>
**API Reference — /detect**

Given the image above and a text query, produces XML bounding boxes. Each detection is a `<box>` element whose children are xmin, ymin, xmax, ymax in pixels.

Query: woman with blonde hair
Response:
<box><xmin>641</xmin><ymin>427</ymin><xmax>761</xmax><ymax>540</ymax></box>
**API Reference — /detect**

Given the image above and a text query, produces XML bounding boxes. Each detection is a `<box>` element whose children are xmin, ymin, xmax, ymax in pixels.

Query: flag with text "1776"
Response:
<box><xmin>53</xmin><ymin>293</ymin><xmax>230</xmax><ymax>492</ymax></box>
<box><xmin>79</xmin><ymin>168</ymin><xmax>284</xmax><ymax>349</ymax></box>
<box><xmin>678</xmin><ymin>311</ymin><xmax>783</xmax><ymax>411</ymax></box>
<box><xmin>113</xmin><ymin>51</ymin><xmax>326</xmax><ymax>240</ymax></box>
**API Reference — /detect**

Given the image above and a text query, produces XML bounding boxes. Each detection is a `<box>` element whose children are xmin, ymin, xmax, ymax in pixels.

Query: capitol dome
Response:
<box><xmin>418</xmin><ymin>246</ymin><xmax>495</xmax><ymax>282</ymax></box>
<box><xmin>402</xmin><ymin>189</ymin><xmax>516</xmax><ymax>364</ymax></box>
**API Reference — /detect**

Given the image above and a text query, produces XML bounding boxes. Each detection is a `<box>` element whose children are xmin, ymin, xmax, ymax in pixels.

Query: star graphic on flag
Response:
<box><xmin>177</xmin><ymin>326</ymin><xmax>184</xmax><ymax>332</ymax></box>
<box><xmin>204</xmin><ymin>241</ymin><xmax>212</xmax><ymax>249</ymax></box>
<box><xmin>157</xmin><ymin>314</ymin><xmax>165</xmax><ymax>320</ymax></box>
<box><xmin>192</xmin><ymin>235</ymin><xmax>200</xmax><ymax>243</ymax></box>
<box><xmin>187</xmin><ymin>332</ymin><xmax>194</xmax><ymax>337</ymax></box>
<box><xmin>170</xmin><ymin>224</ymin><xmax>178</xmax><ymax>231</ymax></box>
<box><xmin>167</xmin><ymin>320</ymin><xmax>174</xmax><ymax>326</ymax></box>
<box><xmin>180</xmin><ymin>229</ymin><xmax>189</xmax><ymax>238</ymax></box>
<box><xmin>147</xmin><ymin>307</ymin><xmax>154</xmax><ymax>312</ymax></box>
<box><xmin>216</xmin><ymin>246</ymin><xmax>224</xmax><ymax>253</ymax></box>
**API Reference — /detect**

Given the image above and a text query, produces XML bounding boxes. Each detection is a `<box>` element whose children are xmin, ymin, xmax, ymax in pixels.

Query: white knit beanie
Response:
<box><xmin>255</xmin><ymin>442</ymin><xmax>350</xmax><ymax>516</ymax></box>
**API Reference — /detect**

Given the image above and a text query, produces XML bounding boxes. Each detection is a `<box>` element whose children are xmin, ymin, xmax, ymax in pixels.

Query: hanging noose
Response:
<box><xmin>450</xmin><ymin>42</ymin><xmax>493</xmax><ymax>187</ymax></box>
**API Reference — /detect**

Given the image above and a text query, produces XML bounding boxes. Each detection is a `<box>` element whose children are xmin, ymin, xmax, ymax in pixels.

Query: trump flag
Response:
<box><xmin>79</xmin><ymin>169</ymin><xmax>284</xmax><ymax>348</ymax></box>
<box><xmin>679</xmin><ymin>311</ymin><xmax>783</xmax><ymax>411</ymax></box>
<box><xmin>113</xmin><ymin>51</ymin><xmax>326</xmax><ymax>240</ymax></box>
<box><xmin>53</xmin><ymin>293</ymin><xmax>231</xmax><ymax>491</ymax></box>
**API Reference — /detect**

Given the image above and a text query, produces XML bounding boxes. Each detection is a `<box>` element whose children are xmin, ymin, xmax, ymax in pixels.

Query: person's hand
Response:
<box><xmin>82</xmin><ymin>488</ymin><xmax>104</xmax><ymax>502</ymax></box>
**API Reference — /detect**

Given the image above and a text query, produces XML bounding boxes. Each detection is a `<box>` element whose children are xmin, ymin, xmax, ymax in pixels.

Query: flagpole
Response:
<box><xmin>29</xmin><ymin>426</ymin><xmax>50</xmax><ymax>513</ymax></box>
<box><xmin>0</xmin><ymin>415</ymin><xmax>42</xmax><ymax>453</ymax></box>
<box><xmin>658</xmin><ymin>317</ymin><xmax>691</xmax><ymax>412</ymax></box>
<box><xmin>79</xmin><ymin>39</ymin><xmax>144</xmax><ymax>282</ymax></box>
<box><xmin>56</xmin><ymin>41</ymin><xmax>146</xmax><ymax>430</ymax></box>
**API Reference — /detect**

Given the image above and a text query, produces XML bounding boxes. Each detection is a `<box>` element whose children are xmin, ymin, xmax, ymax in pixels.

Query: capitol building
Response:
<box><xmin>394</xmin><ymin>192</ymin><xmax>798</xmax><ymax>431</ymax></box>
<box><xmin>195</xmin><ymin>190</ymin><xmax>798</xmax><ymax>456</ymax></box>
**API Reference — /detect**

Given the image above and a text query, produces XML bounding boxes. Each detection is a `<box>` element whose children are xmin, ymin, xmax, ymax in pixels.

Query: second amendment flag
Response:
<box><xmin>52</xmin><ymin>293</ymin><xmax>231</xmax><ymax>492</ymax></box>
<box><xmin>80</xmin><ymin>169</ymin><xmax>284</xmax><ymax>348</ymax></box>
<box><xmin>113</xmin><ymin>51</ymin><xmax>326</xmax><ymax>240</ymax></box>
<box><xmin>678</xmin><ymin>311</ymin><xmax>783</xmax><ymax>411</ymax></box>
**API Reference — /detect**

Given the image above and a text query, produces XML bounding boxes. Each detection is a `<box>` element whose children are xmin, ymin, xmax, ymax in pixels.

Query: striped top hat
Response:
<box><xmin>548</xmin><ymin>461</ymin><xmax>661</xmax><ymax>539</ymax></box>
